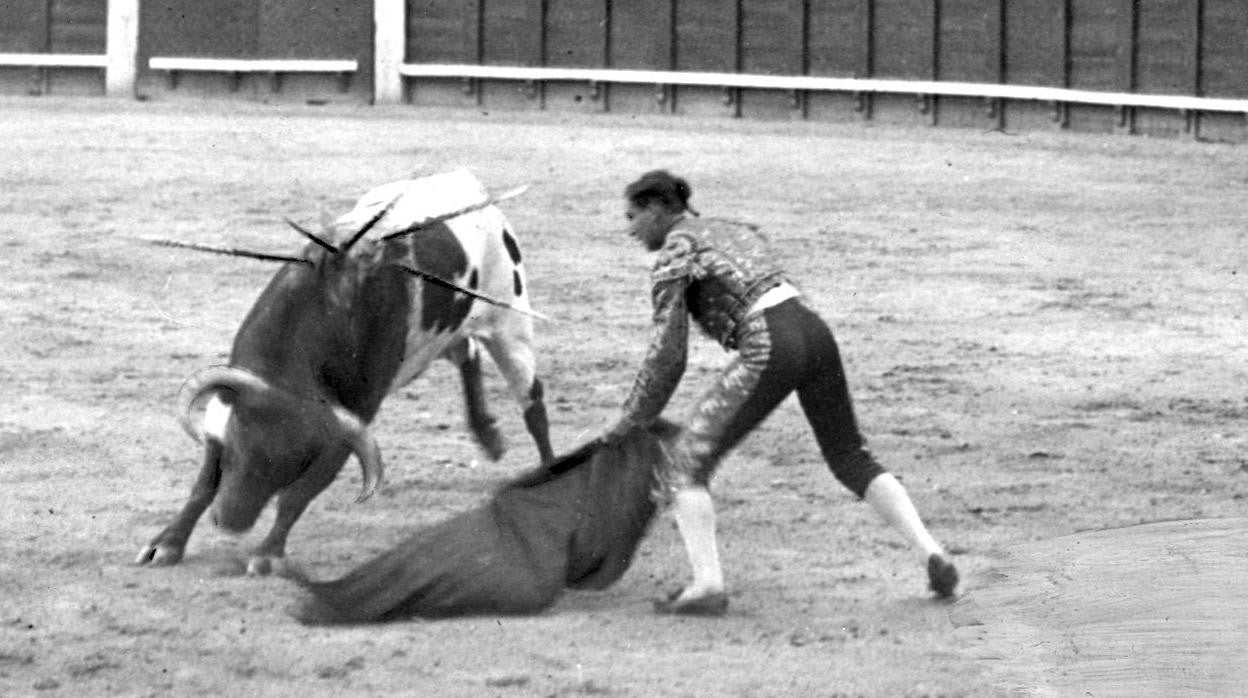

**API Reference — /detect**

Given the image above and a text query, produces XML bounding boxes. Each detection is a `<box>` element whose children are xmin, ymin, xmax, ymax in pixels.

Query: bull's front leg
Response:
<box><xmin>135</xmin><ymin>440</ymin><xmax>223</xmax><ymax>566</ymax></box>
<box><xmin>244</xmin><ymin>449</ymin><xmax>345</xmax><ymax>576</ymax></box>
<box><xmin>445</xmin><ymin>338</ymin><xmax>507</xmax><ymax>460</ymax></box>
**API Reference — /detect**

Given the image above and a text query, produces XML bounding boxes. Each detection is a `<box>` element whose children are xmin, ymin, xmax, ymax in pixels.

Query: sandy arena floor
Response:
<box><xmin>1</xmin><ymin>97</ymin><xmax>1245</xmax><ymax>696</ymax></box>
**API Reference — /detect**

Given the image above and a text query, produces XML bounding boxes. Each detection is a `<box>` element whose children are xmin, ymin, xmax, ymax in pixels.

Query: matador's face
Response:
<box><xmin>626</xmin><ymin>201</ymin><xmax>678</xmax><ymax>252</ymax></box>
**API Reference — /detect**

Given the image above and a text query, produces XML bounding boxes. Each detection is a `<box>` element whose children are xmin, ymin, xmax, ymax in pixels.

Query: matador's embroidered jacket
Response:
<box><xmin>620</xmin><ymin>217</ymin><xmax>788</xmax><ymax>426</ymax></box>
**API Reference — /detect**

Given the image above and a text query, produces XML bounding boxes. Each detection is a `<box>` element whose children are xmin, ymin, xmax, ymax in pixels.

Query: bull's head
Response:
<box><xmin>177</xmin><ymin>366</ymin><xmax>384</xmax><ymax>533</ymax></box>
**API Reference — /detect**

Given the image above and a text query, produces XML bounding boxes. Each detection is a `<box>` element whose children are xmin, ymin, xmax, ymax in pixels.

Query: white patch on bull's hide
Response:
<box><xmin>386</xmin><ymin>205</ymin><xmax>537</xmax><ymax>394</ymax></box>
<box><xmin>331</xmin><ymin>169</ymin><xmax>536</xmax><ymax>396</ymax></box>
<box><xmin>203</xmin><ymin>394</ymin><xmax>232</xmax><ymax>442</ymax></box>
<box><xmin>333</xmin><ymin>168</ymin><xmax>489</xmax><ymax>242</ymax></box>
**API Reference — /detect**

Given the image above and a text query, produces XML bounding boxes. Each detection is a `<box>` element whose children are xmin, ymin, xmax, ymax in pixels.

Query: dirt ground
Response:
<box><xmin>1</xmin><ymin>97</ymin><xmax>1244</xmax><ymax>697</ymax></box>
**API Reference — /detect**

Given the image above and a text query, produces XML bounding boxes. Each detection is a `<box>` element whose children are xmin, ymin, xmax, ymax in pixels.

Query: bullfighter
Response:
<box><xmin>604</xmin><ymin>170</ymin><xmax>959</xmax><ymax>615</ymax></box>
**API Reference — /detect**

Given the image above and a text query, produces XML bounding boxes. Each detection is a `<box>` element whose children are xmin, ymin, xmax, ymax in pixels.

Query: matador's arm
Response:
<box><xmin>618</xmin><ymin>276</ymin><xmax>690</xmax><ymax>428</ymax></box>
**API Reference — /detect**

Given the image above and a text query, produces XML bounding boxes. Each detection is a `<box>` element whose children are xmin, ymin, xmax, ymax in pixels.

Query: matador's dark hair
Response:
<box><xmin>624</xmin><ymin>170</ymin><xmax>700</xmax><ymax>216</ymax></box>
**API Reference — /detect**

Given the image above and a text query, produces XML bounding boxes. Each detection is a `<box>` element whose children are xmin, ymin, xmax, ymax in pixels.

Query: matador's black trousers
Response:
<box><xmin>669</xmin><ymin>297</ymin><xmax>887</xmax><ymax>498</ymax></box>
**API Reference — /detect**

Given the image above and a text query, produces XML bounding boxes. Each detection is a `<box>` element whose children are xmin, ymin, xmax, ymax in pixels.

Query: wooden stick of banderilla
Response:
<box><xmin>131</xmin><ymin>239</ymin><xmax>552</xmax><ymax>323</ymax></box>
<box><xmin>396</xmin><ymin>263</ymin><xmax>553</xmax><ymax>322</ymax></box>
<box><xmin>138</xmin><ymin>238</ymin><xmax>313</xmax><ymax>265</ymax></box>
<box><xmin>133</xmin><ymin>184</ymin><xmax>550</xmax><ymax>321</ymax></box>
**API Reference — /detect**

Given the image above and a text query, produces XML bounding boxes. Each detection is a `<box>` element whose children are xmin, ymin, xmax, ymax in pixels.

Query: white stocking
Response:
<box><xmin>671</xmin><ymin>487</ymin><xmax>725</xmax><ymax>596</ymax></box>
<box><xmin>863</xmin><ymin>473</ymin><xmax>944</xmax><ymax>560</ymax></box>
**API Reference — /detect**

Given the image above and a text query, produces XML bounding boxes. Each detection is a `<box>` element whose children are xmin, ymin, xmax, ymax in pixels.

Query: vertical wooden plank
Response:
<box><xmin>872</xmin><ymin>0</ymin><xmax>936</xmax><ymax>125</ymax></box>
<box><xmin>50</xmin><ymin>0</ymin><xmax>106</xmax><ymax>53</ymax></box>
<box><xmin>404</xmin><ymin>0</ymin><xmax>480</xmax><ymax>107</ymax></box>
<box><xmin>481</xmin><ymin>0</ymin><xmax>543</xmax><ymax>66</ymax></box>
<box><xmin>1200</xmin><ymin>0</ymin><xmax>1248</xmax><ymax>98</ymax></box>
<box><xmin>807</xmin><ymin>0</ymin><xmax>871</xmax><ymax>122</ymax></box>
<box><xmin>1003</xmin><ymin>0</ymin><xmax>1065</xmax><ymax>86</ymax></box>
<box><xmin>545</xmin><ymin>0</ymin><xmax>606</xmax><ymax>67</ymax></box>
<box><xmin>674</xmin><ymin>0</ymin><xmax>737</xmax><ymax>71</ymax></box>
<box><xmin>673</xmin><ymin>0</ymin><xmax>739</xmax><ymax>117</ymax></box>
<box><xmin>107</xmin><ymin>0</ymin><xmax>140</xmax><ymax>97</ymax></box>
<box><xmin>937</xmin><ymin>0</ymin><xmax>999</xmax><ymax>82</ymax></box>
<box><xmin>936</xmin><ymin>0</ymin><xmax>1002</xmax><ymax>128</ymax></box>
<box><xmin>740</xmin><ymin>0</ymin><xmax>804</xmax><ymax>119</ymax></box>
<box><xmin>406</xmin><ymin>0</ymin><xmax>479</xmax><ymax>63</ymax></box>
<box><xmin>481</xmin><ymin>0</ymin><xmax>543</xmax><ymax>110</ymax></box>
<box><xmin>1001</xmin><ymin>0</ymin><xmax>1066</xmax><ymax>132</ymax></box>
<box><xmin>872</xmin><ymin>0</ymin><xmax>935</xmax><ymax>79</ymax></box>
<box><xmin>1068</xmin><ymin>0</ymin><xmax>1132</xmax><ymax>90</ymax></box>
<box><xmin>740</xmin><ymin>0</ymin><xmax>802</xmax><ymax>75</ymax></box>
<box><xmin>1197</xmin><ymin>0</ymin><xmax>1248</xmax><ymax>142</ymax></box>
<box><xmin>1068</xmin><ymin>0</ymin><xmax>1134</xmax><ymax>133</ymax></box>
<box><xmin>1134</xmin><ymin>0</ymin><xmax>1197</xmax><ymax>137</ymax></box>
<box><xmin>544</xmin><ymin>0</ymin><xmax>607</xmax><ymax>112</ymax></box>
<box><xmin>609</xmin><ymin>0</ymin><xmax>673</xmax><ymax>114</ymax></box>
<box><xmin>1136</xmin><ymin>0</ymin><xmax>1195</xmax><ymax>93</ymax></box>
<box><xmin>0</xmin><ymin>0</ymin><xmax>48</xmax><ymax>53</ymax></box>
<box><xmin>610</xmin><ymin>0</ymin><xmax>672</xmax><ymax>69</ymax></box>
<box><xmin>808</xmin><ymin>0</ymin><xmax>870</xmax><ymax>77</ymax></box>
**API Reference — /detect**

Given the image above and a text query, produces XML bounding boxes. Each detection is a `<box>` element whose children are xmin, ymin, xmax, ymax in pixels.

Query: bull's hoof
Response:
<box><xmin>134</xmin><ymin>542</ymin><xmax>184</xmax><ymax>567</ymax></box>
<box><xmin>474</xmin><ymin>427</ymin><xmax>507</xmax><ymax>462</ymax></box>
<box><xmin>245</xmin><ymin>555</ymin><xmax>288</xmax><ymax>577</ymax></box>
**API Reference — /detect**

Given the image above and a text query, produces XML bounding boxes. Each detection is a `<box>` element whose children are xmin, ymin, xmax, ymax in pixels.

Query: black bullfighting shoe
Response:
<box><xmin>653</xmin><ymin>588</ymin><xmax>730</xmax><ymax>616</ymax></box>
<box><xmin>927</xmin><ymin>553</ymin><xmax>959</xmax><ymax>599</ymax></box>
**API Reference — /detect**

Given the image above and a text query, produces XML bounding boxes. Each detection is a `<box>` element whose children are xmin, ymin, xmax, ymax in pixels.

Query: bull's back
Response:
<box><xmin>333</xmin><ymin>171</ymin><xmax>533</xmax><ymax>393</ymax></box>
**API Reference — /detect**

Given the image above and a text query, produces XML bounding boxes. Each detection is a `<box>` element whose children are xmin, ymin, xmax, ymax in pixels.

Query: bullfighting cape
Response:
<box><xmin>293</xmin><ymin>421</ymin><xmax>677</xmax><ymax>624</ymax></box>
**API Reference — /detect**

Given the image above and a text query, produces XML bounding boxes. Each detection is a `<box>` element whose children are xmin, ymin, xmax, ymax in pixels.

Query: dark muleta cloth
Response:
<box><xmin>295</xmin><ymin>420</ymin><xmax>677</xmax><ymax>624</ymax></box>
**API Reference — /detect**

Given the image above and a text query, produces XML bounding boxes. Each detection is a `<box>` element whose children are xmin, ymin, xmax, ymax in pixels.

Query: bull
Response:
<box><xmin>135</xmin><ymin>169</ymin><xmax>554</xmax><ymax>575</ymax></box>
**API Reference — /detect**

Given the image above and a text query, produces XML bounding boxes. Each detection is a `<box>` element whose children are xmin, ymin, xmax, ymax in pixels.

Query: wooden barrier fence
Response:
<box><xmin>0</xmin><ymin>0</ymin><xmax>1245</xmax><ymax>141</ymax></box>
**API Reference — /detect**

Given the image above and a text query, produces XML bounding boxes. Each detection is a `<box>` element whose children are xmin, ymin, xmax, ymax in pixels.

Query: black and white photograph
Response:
<box><xmin>2</xmin><ymin>1</ymin><xmax>1245</xmax><ymax>695</ymax></box>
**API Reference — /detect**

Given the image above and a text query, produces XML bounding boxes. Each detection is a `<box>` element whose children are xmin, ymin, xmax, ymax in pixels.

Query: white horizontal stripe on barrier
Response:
<box><xmin>399</xmin><ymin>63</ymin><xmax>1248</xmax><ymax>114</ymax></box>
<box><xmin>0</xmin><ymin>53</ymin><xmax>109</xmax><ymax>68</ymax></box>
<box><xmin>149</xmin><ymin>57</ymin><xmax>358</xmax><ymax>73</ymax></box>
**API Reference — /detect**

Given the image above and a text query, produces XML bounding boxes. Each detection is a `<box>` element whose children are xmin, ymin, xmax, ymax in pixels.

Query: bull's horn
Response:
<box><xmin>329</xmin><ymin>405</ymin><xmax>385</xmax><ymax>503</ymax></box>
<box><xmin>176</xmin><ymin>366</ymin><xmax>274</xmax><ymax>443</ymax></box>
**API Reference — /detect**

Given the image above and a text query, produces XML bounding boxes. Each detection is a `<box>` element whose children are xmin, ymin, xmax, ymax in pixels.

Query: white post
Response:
<box><xmin>374</xmin><ymin>0</ymin><xmax>405</xmax><ymax>104</ymax></box>
<box><xmin>105</xmin><ymin>0</ymin><xmax>140</xmax><ymax>97</ymax></box>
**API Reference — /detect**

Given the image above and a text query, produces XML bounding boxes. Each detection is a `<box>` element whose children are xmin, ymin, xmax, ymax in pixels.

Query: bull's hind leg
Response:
<box><xmin>481</xmin><ymin>331</ymin><xmax>554</xmax><ymax>464</ymax></box>
<box><xmin>444</xmin><ymin>337</ymin><xmax>506</xmax><ymax>461</ymax></box>
<box><xmin>136</xmin><ymin>440</ymin><xmax>223</xmax><ymax>566</ymax></box>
